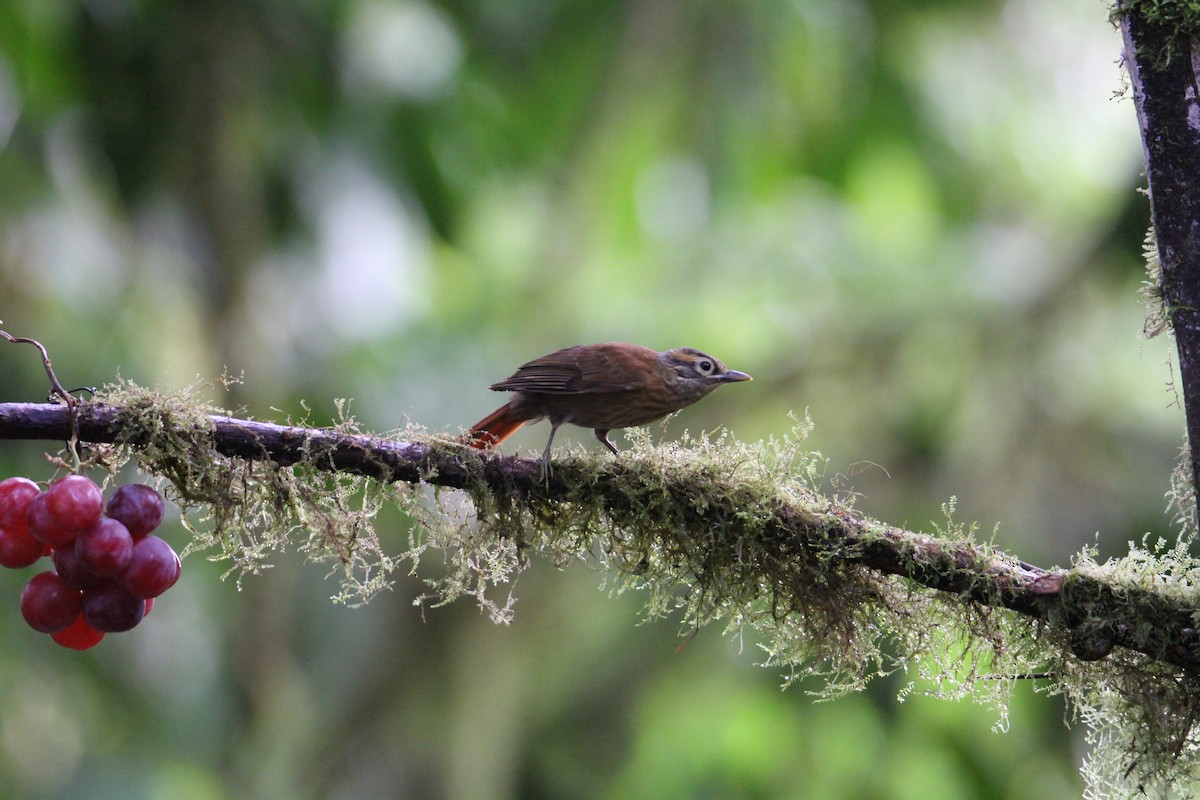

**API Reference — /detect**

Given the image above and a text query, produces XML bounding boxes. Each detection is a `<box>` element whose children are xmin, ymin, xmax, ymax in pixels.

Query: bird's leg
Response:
<box><xmin>594</xmin><ymin>429</ymin><xmax>619</xmax><ymax>456</ymax></box>
<box><xmin>540</xmin><ymin>422</ymin><xmax>561</xmax><ymax>482</ymax></box>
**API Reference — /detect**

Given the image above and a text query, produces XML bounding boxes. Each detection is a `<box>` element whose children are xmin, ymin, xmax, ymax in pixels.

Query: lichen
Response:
<box><xmin>416</xmin><ymin>419</ymin><xmax>1025</xmax><ymax>711</ymax></box>
<box><xmin>88</xmin><ymin>379</ymin><xmax>411</xmax><ymax>603</ymax></box>
<box><xmin>67</xmin><ymin>380</ymin><xmax>1200</xmax><ymax>797</ymax></box>
<box><xmin>1060</xmin><ymin>549</ymin><xmax>1200</xmax><ymax>794</ymax></box>
<box><xmin>1141</xmin><ymin>226</ymin><xmax>1169</xmax><ymax>338</ymax></box>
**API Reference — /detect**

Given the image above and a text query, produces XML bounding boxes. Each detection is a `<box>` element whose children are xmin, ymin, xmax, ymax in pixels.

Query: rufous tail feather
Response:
<box><xmin>467</xmin><ymin>403</ymin><xmax>527</xmax><ymax>449</ymax></box>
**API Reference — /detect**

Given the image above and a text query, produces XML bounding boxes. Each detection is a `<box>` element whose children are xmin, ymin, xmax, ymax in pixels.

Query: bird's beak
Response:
<box><xmin>720</xmin><ymin>370</ymin><xmax>752</xmax><ymax>382</ymax></box>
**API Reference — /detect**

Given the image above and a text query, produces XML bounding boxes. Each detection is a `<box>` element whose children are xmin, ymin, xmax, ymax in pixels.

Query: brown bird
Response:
<box><xmin>467</xmin><ymin>342</ymin><xmax>751</xmax><ymax>468</ymax></box>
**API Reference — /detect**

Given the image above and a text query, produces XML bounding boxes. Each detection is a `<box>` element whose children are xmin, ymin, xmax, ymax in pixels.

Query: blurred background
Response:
<box><xmin>0</xmin><ymin>0</ymin><xmax>1171</xmax><ymax>797</ymax></box>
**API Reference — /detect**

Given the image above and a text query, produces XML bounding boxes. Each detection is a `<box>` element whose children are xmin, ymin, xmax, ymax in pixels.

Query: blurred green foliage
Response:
<box><xmin>0</xmin><ymin>0</ymin><xmax>1166</xmax><ymax>797</ymax></box>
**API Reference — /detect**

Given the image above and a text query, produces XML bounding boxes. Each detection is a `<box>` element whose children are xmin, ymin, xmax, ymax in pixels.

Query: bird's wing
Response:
<box><xmin>489</xmin><ymin>344</ymin><xmax>648</xmax><ymax>394</ymax></box>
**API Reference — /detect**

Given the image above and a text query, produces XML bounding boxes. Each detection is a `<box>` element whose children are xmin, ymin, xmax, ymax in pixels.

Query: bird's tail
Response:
<box><xmin>466</xmin><ymin>403</ymin><xmax>528</xmax><ymax>449</ymax></box>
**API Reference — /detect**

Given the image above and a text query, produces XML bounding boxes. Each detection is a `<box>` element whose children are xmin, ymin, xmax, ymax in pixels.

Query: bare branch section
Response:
<box><xmin>0</xmin><ymin>400</ymin><xmax>1196</xmax><ymax>671</ymax></box>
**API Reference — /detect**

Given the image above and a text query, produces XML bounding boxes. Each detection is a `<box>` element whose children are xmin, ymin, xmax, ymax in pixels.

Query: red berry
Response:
<box><xmin>26</xmin><ymin>493</ymin><xmax>80</xmax><ymax>547</ymax></box>
<box><xmin>51</xmin><ymin>613</ymin><xmax>105</xmax><ymax>650</ymax></box>
<box><xmin>21</xmin><ymin>571</ymin><xmax>83</xmax><ymax>633</ymax></box>
<box><xmin>52</xmin><ymin>543</ymin><xmax>107</xmax><ymax>589</ymax></box>
<box><xmin>105</xmin><ymin>484</ymin><xmax>164</xmax><ymax>538</ymax></box>
<box><xmin>45</xmin><ymin>475</ymin><xmax>103</xmax><ymax>531</ymax></box>
<box><xmin>0</xmin><ymin>524</ymin><xmax>46</xmax><ymax>568</ymax></box>
<box><xmin>82</xmin><ymin>583</ymin><xmax>145</xmax><ymax>632</ymax></box>
<box><xmin>0</xmin><ymin>478</ymin><xmax>47</xmax><ymax>567</ymax></box>
<box><xmin>0</xmin><ymin>477</ymin><xmax>40</xmax><ymax>530</ymax></box>
<box><xmin>75</xmin><ymin>518</ymin><xmax>133</xmax><ymax>576</ymax></box>
<box><xmin>118</xmin><ymin>535</ymin><xmax>181</xmax><ymax>599</ymax></box>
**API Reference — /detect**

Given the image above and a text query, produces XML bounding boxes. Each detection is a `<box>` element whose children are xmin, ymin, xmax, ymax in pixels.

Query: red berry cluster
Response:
<box><xmin>0</xmin><ymin>475</ymin><xmax>180</xmax><ymax>650</ymax></box>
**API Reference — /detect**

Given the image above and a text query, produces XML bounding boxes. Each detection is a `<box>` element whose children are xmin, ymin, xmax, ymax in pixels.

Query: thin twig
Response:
<box><xmin>0</xmin><ymin>324</ymin><xmax>83</xmax><ymax>466</ymax></box>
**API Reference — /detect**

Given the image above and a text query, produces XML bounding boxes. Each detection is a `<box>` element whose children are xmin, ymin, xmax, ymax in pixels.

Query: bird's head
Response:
<box><xmin>659</xmin><ymin>347</ymin><xmax>752</xmax><ymax>404</ymax></box>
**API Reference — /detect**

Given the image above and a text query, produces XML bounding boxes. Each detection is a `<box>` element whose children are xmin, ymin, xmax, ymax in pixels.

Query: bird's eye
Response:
<box><xmin>697</xmin><ymin>359</ymin><xmax>714</xmax><ymax>374</ymax></box>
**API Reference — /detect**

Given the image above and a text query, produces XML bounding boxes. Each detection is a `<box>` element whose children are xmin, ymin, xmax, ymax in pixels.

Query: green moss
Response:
<box><xmin>1116</xmin><ymin>0</ymin><xmax>1200</xmax><ymax>33</ymax></box>
<box><xmin>72</xmin><ymin>381</ymin><xmax>1200</xmax><ymax>795</ymax></box>
<box><xmin>419</xmin><ymin>421</ymin><xmax>1024</xmax><ymax>708</ymax></box>
<box><xmin>91</xmin><ymin>379</ymin><xmax>410</xmax><ymax>603</ymax></box>
<box><xmin>1113</xmin><ymin>0</ymin><xmax>1200</xmax><ymax>67</ymax></box>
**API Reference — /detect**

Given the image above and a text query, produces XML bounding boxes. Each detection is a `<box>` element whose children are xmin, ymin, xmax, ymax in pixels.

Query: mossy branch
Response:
<box><xmin>0</xmin><ymin>399</ymin><xmax>509</xmax><ymax>489</ymax></box>
<box><xmin>5</xmin><ymin>386</ymin><xmax>1200</xmax><ymax>790</ymax></box>
<box><xmin>0</xmin><ymin>398</ymin><xmax>1196</xmax><ymax>671</ymax></box>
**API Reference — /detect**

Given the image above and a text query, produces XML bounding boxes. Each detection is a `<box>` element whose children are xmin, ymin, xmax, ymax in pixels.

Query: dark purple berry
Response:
<box><xmin>21</xmin><ymin>571</ymin><xmax>83</xmax><ymax>633</ymax></box>
<box><xmin>75</xmin><ymin>518</ymin><xmax>133</xmax><ymax>576</ymax></box>
<box><xmin>52</xmin><ymin>544</ymin><xmax>108</xmax><ymax>590</ymax></box>
<box><xmin>105</xmin><ymin>484</ymin><xmax>164</xmax><ymax>538</ymax></box>
<box><xmin>82</xmin><ymin>583</ymin><xmax>145</xmax><ymax>632</ymax></box>
<box><xmin>118</xmin><ymin>535</ymin><xmax>181</xmax><ymax>599</ymax></box>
